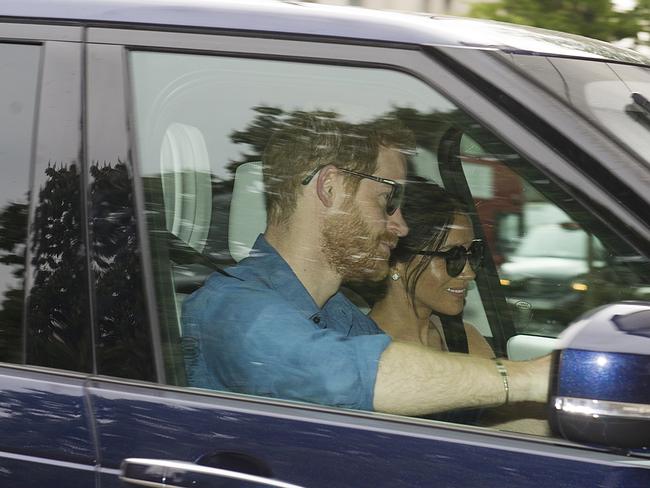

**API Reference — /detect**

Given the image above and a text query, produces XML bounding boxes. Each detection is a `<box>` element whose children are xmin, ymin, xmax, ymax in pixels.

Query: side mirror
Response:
<box><xmin>550</xmin><ymin>301</ymin><xmax>650</xmax><ymax>450</ymax></box>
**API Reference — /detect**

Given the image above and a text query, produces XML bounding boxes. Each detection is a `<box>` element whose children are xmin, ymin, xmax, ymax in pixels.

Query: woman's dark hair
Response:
<box><xmin>391</xmin><ymin>176</ymin><xmax>469</xmax><ymax>315</ymax></box>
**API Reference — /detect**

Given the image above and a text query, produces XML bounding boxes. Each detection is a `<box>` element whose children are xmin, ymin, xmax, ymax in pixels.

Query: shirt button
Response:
<box><xmin>312</xmin><ymin>315</ymin><xmax>321</xmax><ymax>324</ymax></box>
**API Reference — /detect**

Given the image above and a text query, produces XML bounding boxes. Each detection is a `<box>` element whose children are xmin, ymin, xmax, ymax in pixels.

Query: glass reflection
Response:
<box><xmin>0</xmin><ymin>43</ymin><xmax>40</xmax><ymax>364</ymax></box>
<box><xmin>127</xmin><ymin>49</ymin><xmax>650</xmax><ymax>416</ymax></box>
<box><xmin>26</xmin><ymin>164</ymin><xmax>90</xmax><ymax>371</ymax></box>
<box><xmin>90</xmin><ymin>161</ymin><xmax>153</xmax><ymax>381</ymax></box>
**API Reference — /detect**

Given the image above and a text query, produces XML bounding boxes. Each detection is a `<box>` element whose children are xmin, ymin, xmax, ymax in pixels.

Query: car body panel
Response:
<box><xmin>0</xmin><ymin>2</ymin><xmax>649</xmax><ymax>487</ymax></box>
<box><xmin>0</xmin><ymin>367</ymin><xmax>96</xmax><ymax>487</ymax></box>
<box><xmin>557</xmin><ymin>349</ymin><xmax>650</xmax><ymax>404</ymax></box>
<box><xmin>1</xmin><ymin>0</ymin><xmax>649</xmax><ymax>64</ymax></box>
<box><xmin>88</xmin><ymin>379</ymin><xmax>650</xmax><ymax>488</ymax></box>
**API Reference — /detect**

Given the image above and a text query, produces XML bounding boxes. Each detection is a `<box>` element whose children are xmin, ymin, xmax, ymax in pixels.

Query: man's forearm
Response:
<box><xmin>373</xmin><ymin>341</ymin><xmax>550</xmax><ymax>416</ymax></box>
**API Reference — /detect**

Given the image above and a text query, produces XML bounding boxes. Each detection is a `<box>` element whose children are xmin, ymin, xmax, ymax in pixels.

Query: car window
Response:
<box><xmin>21</xmin><ymin>41</ymin><xmax>91</xmax><ymax>372</ymax></box>
<box><xmin>514</xmin><ymin>224</ymin><xmax>605</xmax><ymax>260</ymax></box>
<box><xmin>129</xmin><ymin>49</ymin><xmax>649</xmax><ymax>434</ymax></box>
<box><xmin>129</xmin><ymin>51</ymin><xmax>490</xmax><ymax>389</ymax></box>
<box><xmin>458</xmin><ymin>137</ymin><xmax>650</xmax><ymax>338</ymax></box>
<box><xmin>509</xmin><ymin>56</ymin><xmax>650</xmax><ymax>162</ymax></box>
<box><xmin>0</xmin><ymin>43</ymin><xmax>40</xmax><ymax>364</ymax></box>
<box><xmin>86</xmin><ymin>43</ymin><xmax>156</xmax><ymax>382</ymax></box>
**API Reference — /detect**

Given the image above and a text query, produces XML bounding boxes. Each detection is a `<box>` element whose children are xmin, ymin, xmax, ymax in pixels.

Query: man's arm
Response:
<box><xmin>373</xmin><ymin>341</ymin><xmax>550</xmax><ymax>416</ymax></box>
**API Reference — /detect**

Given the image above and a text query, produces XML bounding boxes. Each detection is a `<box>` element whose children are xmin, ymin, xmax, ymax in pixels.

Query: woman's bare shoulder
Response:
<box><xmin>463</xmin><ymin>321</ymin><xmax>495</xmax><ymax>358</ymax></box>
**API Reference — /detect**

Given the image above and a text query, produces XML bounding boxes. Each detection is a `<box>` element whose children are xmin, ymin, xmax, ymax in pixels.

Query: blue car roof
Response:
<box><xmin>2</xmin><ymin>0</ymin><xmax>648</xmax><ymax>65</ymax></box>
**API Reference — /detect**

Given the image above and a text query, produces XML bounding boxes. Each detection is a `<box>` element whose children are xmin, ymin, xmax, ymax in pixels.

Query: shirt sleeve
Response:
<box><xmin>182</xmin><ymin>279</ymin><xmax>390</xmax><ymax>411</ymax></box>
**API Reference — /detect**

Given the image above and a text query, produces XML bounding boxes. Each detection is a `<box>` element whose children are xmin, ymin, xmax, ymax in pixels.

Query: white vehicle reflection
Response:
<box><xmin>499</xmin><ymin>222</ymin><xmax>607</xmax><ymax>334</ymax></box>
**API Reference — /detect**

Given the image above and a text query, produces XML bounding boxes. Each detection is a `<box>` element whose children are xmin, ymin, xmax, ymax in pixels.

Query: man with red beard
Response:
<box><xmin>182</xmin><ymin>114</ymin><xmax>550</xmax><ymax>415</ymax></box>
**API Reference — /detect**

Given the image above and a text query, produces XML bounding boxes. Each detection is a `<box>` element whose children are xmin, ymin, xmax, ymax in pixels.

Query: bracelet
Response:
<box><xmin>494</xmin><ymin>358</ymin><xmax>509</xmax><ymax>405</ymax></box>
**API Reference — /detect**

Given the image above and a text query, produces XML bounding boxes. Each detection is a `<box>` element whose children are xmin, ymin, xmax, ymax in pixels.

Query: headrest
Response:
<box><xmin>160</xmin><ymin>122</ymin><xmax>212</xmax><ymax>253</ymax></box>
<box><xmin>229</xmin><ymin>162</ymin><xmax>267</xmax><ymax>262</ymax></box>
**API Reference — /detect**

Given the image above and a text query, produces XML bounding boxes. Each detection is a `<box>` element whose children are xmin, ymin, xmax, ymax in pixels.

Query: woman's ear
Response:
<box><xmin>389</xmin><ymin>262</ymin><xmax>405</xmax><ymax>281</ymax></box>
<box><xmin>315</xmin><ymin>164</ymin><xmax>339</xmax><ymax>209</ymax></box>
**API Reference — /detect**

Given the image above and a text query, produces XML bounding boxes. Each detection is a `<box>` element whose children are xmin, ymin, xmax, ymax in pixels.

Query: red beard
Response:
<box><xmin>322</xmin><ymin>204</ymin><xmax>397</xmax><ymax>283</ymax></box>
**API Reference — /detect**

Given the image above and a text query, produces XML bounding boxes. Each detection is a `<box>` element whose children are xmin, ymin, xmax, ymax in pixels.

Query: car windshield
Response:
<box><xmin>510</xmin><ymin>55</ymin><xmax>650</xmax><ymax>164</ymax></box>
<box><xmin>514</xmin><ymin>223</ymin><xmax>602</xmax><ymax>259</ymax></box>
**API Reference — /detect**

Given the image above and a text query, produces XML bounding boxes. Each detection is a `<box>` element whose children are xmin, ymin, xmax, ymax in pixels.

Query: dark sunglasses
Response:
<box><xmin>415</xmin><ymin>239</ymin><xmax>484</xmax><ymax>277</ymax></box>
<box><xmin>302</xmin><ymin>165</ymin><xmax>404</xmax><ymax>216</ymax></box>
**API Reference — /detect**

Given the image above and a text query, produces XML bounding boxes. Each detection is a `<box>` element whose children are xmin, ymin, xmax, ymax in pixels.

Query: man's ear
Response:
<box><xmin>315</xmin><ymin>164</ymin><xmax>340</xmax><ymax>209</ymax></box>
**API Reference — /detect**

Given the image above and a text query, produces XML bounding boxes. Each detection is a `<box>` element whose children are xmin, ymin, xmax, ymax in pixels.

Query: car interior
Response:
<box><xmin>132</xmin><ymin>50</ymin><xmax>650</xmax><ymax>398</ymax></box>
<box><xmin>143</xmin><ymin>122</ymin><xmax>559</xmax><ymax>389</ymax></box>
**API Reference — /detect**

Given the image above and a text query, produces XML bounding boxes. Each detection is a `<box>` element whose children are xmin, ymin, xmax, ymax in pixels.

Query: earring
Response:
<box><xmin>390</xmin><ymin>271</ymin><xmax>400</xmax><ymax>281</ymax></box>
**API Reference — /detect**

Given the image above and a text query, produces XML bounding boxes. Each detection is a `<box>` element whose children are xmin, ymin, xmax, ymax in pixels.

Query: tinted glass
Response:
<box><xmin>130</xmin><ymin>50</ymin><xmax>648</xmax><ymax>437</ymax></box>
<box><xmin>87</xmin><ymin>44</ymin><xmax>155</xmax><ymax>381</ymax></box>
<box><xmin>129</xmin><ymin>52</ymin><xmax>484</xmax><ymax>390</ymax></box>
<box><xmin>25</xmin><ymin>41</ymin><xmax>90</xmax><ymax>372</ymax></box>
<box><xmin>460</xmin><ymin>136</ymin><xmax>650</xmax><ymax>338</ymax></box>
<box><xmin>0</xmin><ymin>43</ymin><xmax>40</xmax><ymax>364</ymax></box>
<box><xmin>514</xmin><ymin>224</ymin><xmax>605</xmax><ymax>260</ymax></box>
<box><xmin>510</xmin><ymin>55</ymin><xmax>650</xmax><ymax>163</ymax></box>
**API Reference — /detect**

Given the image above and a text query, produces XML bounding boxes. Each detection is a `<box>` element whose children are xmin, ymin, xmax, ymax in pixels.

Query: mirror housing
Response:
<box><xmin>550</xmin><ymin>301</ymin><xmax>650</xmax><ymax>449</ymax></box>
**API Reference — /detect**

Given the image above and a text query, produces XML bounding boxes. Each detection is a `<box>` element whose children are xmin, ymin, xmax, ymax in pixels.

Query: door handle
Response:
<box><xmin>120</xmin><ymin>458</ymin><xmax>305</xmax><ymax>488</ymax></box>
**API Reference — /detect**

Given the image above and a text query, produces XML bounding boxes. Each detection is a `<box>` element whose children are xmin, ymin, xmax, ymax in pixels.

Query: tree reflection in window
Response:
<box><xmin>225</xmin><ymin>105</ymin><xmax>650</xmax><ymax>338</ymax></box>
<box><xmin>27</xmin><ymin>164</ymin><xmax>90</xmax><ymax>371</ymax></box>
<box><xmin>0</xmin><ymin>199</ymin><xmax>28</xmax><ymax>363</ymax></box>
<box><xmin>91</xmin><ymin>162</ymin><xmax>153</xmax><ymax>381</ymax></box>
<box><xmin>19</xmin><ymin>162</ymin><xmax>152</xmax><ymax>378</ymax></box>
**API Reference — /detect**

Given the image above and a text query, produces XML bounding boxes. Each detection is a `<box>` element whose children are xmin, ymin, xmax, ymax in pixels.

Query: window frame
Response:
<box><xmin>24</xmin><ymin>37</ymin><xmax>91</xmax><ymax>372</ymax></box>
<box><xmin>0</xmin><ymin>39</ymin><xmax>42</xmax><ymax>365</ymax></box>
<box><xmin>87</xmin><ymin>25</ymin><xmax>649</xmax><ymax>439</ymax></box>
<box><xmin>0</xmin><ymin>23</ymin><xmax>93</xmax><ymax>374</ymax></box>
<box><xmin>85</xmin><ymin>42</ymin><xmax>158</xmax><ymax>383</ymax></box>
<box><xmin>0</xmin><ymin>22</ymin><xmax>98</xmax><ymax>482</ymax></box>
<box><xmin>428</xmin><ymin>46</ymin><xmax>650</xmax><ymax>248</ymax></box>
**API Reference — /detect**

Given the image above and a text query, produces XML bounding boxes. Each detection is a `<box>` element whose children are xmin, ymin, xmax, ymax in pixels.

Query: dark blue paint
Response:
<box><xmin>0</xmin><ymin>458</ymin><xmax>95</xmax><ymax>488</ymax></box>
<box><xmin>554</xmin><ymin>302</ymin><xmax>650</xmax><ymax>405</ymax></box>
<box><xmin>0</xmin><ymin>368</ymin><xmax>96</xmax><ymax>486</ymax></box>
<box><xmin>90</xmin><ymin>383</ymin><xmax>650</xmax><ymax>488</ymax></box>
<box><xmin>0</xmin><ymin>3</ymin><xmax>649</xmax><ymax>487</ymax></box>
<box><xmin>557</xmin><ymin>349</ymin><xmax>650</xmax><ymax>404</ymax></box>
<box><xmin>0</xmin><ymin>370</ymin><xmax>94</xmax><ymax>463</ymax></box>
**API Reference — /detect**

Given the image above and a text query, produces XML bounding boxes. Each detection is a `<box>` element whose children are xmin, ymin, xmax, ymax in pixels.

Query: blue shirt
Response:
<box><xmin>181</xmin><ymin>235</ymin><xmax>391</xmax><ymax>411</ymax></box>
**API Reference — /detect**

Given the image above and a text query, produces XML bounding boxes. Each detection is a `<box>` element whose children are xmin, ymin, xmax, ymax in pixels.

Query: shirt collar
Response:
<box><xmin>243</xmin><ymin>234</ymin><xmax>322</xmax><ymax>319</ymax></box>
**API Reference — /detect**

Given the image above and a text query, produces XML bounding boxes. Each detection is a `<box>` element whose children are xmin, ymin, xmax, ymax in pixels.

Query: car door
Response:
<box><xmin>82</xmin><ymin>25</ymin><xmax>650</xmax><ymax>488</ymax></box>
<box><xmin>0</xmin><ymin>23</ymin><xmax>97</xmax><ymax>486</ymax></box>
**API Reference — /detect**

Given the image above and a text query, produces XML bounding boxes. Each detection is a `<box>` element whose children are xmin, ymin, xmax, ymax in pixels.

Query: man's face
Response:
<box><xmin>322</xmin><ymin>146</ymin><xmax>408</xmax><ymax>282</ymax></box>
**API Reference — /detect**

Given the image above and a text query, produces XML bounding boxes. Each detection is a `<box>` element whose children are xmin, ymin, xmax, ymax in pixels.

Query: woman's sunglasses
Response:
<box><xmin>415</xmin><ymin>239</ymin><xmax>484</xmax><ymax>277</ymax></box>
<box><xmin>302</xmin><ymin>165</ymin><xmax>404</xmax><ymax>215</ymax></box>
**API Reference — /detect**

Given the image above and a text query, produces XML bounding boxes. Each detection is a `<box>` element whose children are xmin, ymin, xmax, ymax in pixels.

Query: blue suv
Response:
<box><xmin>0</xmin><ymin>1</ymin><xmax>649</xmax><ymax>486</ymax></box>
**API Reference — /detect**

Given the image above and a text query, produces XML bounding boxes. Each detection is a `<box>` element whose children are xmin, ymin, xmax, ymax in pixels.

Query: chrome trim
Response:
<box><xmin>554</xmin><ymin>396</ymin><xmax>650</xmax><ymax>420</ymax></box>
<box><xmin>0</xmin><ymin>450</ymin><xmax>95</xmax><ymax>471</ymax></box>
<box><xmin>120</xmin><ymin>458</ymin><xmax>305</xmax><ymax>488</ymax></box>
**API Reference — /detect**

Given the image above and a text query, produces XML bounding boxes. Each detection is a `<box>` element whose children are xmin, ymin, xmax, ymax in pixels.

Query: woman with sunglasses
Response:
<box><xmin>369</xmin><ymin>178</ymin><xmax>493</xmax><ymax>358</ymax></box>
<box><xmin>368</xmin><ymin>178</ymin><xmax>549</xmax><ymax>434</ymax></box>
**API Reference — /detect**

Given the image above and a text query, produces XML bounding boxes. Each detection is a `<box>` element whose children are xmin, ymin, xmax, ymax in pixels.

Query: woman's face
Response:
<box><xmin>409</xmin><ymin>213</ymin><xmax>476</xmax><ymax>316</ymax></box>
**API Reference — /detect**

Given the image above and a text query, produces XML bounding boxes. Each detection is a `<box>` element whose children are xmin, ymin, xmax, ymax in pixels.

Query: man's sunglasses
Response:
<box><xmin>302</xmin><ymin>165</ymin><xmax>404</xmax><ymax>216</ymax></box>
<box><xmin>415</xmin><ymin>239</ymin><xmax>484</xmax><ymax>277</ymax></box>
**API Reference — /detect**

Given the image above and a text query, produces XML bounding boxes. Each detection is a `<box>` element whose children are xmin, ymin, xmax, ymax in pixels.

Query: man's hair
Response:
<box><xmin>262</xmin><ymin>112</ymin><xmax>415</xmax><ymax>225</ymax></box>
